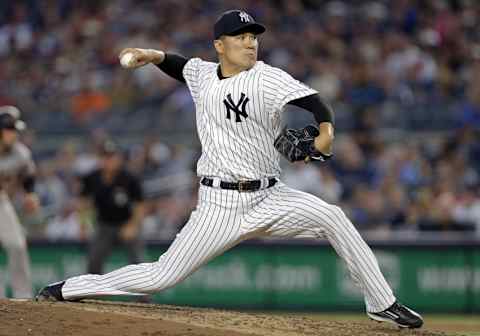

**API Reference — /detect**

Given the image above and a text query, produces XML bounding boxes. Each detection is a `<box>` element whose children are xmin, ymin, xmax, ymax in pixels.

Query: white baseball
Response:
<box><xmin>120</xmin><ymin>52</ymin><xmax>135</xmax><ymax>67</ymax></box>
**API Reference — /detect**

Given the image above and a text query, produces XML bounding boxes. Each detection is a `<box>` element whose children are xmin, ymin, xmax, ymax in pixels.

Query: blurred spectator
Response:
<box><xmin>35</xmin><ymin>161</ymin><xmax>68</xmax><ymax>218</ymax></box>
<box><xmin>0</xmin><ymin>0</ymin><xmax>478</xmax><ymax>133</ymax></box>
<box><xmin>282</xmin><ymin>164</ymin><xmax>342</xmax><ymax>204</ymax></box>
<box><xmin>456</xmin><ymin>77</ymin><xmax>480</xmax><ymax>129</ymax></box>
<box><xmin>45</xmin><ymin>198</ymin><xmax>87</xmax><ymax>241</ymax></box>
<box><xmin>331</xmin><ymin>136</ymin><xmax>379</xmax><ymax>199</ymax></box>
<box><xmin>347</xmin><ymin>184</ymin><xmax>387</xmax><ymax>231</ymax></box>
<box><xmin>2</xmin><ymin>0</ymin><xmax>480</xmax><ymax>239</ymax></box>
<box><xmin>451</xmin><ymin>187</ymin><xmax>480</xmax><ymax>235</ymax></box>
<box><xmin>71</xmin><ymin>82</ymin><xmax>112</xmax><ymax>124</ymax></box>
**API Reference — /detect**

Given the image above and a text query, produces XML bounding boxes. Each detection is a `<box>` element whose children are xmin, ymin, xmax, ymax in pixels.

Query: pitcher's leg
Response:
<box><xmin>322</xmin><ymin>205</ymin><xmax>395</xmax><ymax>312</ymax></box>
<box><xmin>61</xmin><ymin>196</ymin><xmax>246</xmax><ymax>300</ymax></box>
<box><xmin>264</xmin><ymin>185</ymin><xmax>395</xmax><ymax>312</ymax></box>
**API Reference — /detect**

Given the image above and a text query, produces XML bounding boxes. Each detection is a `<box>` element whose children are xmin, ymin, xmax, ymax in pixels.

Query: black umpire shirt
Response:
<box><xmin>81</xmin><ymin>169</ymin><xmax>144</xmax><ymax>226</ymax></box>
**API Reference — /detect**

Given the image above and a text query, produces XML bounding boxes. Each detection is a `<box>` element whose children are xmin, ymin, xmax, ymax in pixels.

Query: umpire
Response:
<box><xmin>80</xmin><ymin>139</ymin><xmax>145</xmax><ymax>274</ymax></box>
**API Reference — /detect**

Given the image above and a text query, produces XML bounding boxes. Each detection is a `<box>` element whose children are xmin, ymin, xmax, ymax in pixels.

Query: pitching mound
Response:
<box><xmin>1</xmin><ymin>299</ymin><xmax>451</xmax><ymax>336</ymax></box>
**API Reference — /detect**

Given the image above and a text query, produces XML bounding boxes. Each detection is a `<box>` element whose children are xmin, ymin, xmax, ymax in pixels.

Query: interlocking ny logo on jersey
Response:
<box><xmin>223</xmin><ymin>93</ymin><xmax>249</xmax><ymax>122</ymax></box>
<box><xmin>239</xmin><ymin>11</ymin><xmax>250</xmax><ymax>22</ymax></box>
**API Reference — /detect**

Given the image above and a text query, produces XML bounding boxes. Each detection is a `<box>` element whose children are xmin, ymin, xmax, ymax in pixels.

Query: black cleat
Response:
<box><xmin>367</xmin><ymin>301</ymin><xmax>423</xmax><ymax>329</ymax></box>
<box><xmin>35</xmin><ymin>281</ymin><xmax>65</xmax><ymax>302</ymax></box>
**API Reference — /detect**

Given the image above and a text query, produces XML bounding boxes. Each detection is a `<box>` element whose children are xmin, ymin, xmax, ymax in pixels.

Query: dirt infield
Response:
<box><xmin>0</xmin><ymin>299</ymin><xmax>455</xmax><ymax>336</ymax></box>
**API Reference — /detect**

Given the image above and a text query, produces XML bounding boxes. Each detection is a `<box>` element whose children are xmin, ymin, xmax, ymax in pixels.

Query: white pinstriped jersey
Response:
<box><xmin>183</xmin><ymin>59</ymin><xmax>317</xmax><ymax>181</ymax></box>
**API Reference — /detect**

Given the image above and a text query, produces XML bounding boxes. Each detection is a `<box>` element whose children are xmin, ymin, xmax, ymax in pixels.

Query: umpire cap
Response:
<box><xmin>0</xmin><ymin>106</ymin><xmax>26</xmax><ymax>131</ymax></box>
<box><xmin>214</xmin><ymin>10</ymin><xmax>266</xmax><ymax>40</ymax></box>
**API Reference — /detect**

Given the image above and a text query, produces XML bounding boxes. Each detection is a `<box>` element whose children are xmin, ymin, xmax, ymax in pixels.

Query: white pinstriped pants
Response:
<box><xmin>0</xmin><ymin>192</ymin><xmax>32</xmax><ymax>298</ymax></box>
<box><xmin>63</xmin><ymin>181</ymin><xmax>395</xmax><ymax>312</ymax></box>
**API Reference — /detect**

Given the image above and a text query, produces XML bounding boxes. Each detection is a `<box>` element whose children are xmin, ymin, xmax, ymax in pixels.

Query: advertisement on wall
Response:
<box><xmin>0</xmin><ymin>243</ymin><xmax>478</xmax><ymax>312</ymax></box>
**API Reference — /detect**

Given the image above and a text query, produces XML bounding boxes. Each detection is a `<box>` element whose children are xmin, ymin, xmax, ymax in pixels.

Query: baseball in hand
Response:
<box><xmin>120</xmin><ymin>52</ymin><xmax>135</xmax><ymax>68</ymax></box>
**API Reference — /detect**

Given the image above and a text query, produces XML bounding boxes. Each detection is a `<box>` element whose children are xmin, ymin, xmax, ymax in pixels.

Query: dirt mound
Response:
<box><xmin>0</xmin><ymin>299</ymin><xmax>452</xmax><ymax>336</ymax></box>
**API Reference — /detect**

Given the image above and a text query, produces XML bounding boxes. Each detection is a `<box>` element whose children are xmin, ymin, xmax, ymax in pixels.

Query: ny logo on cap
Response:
<box><xmin>239</xmin><ymin>11</ymin><xmax>251</xmax><ymax>22</ymax></box>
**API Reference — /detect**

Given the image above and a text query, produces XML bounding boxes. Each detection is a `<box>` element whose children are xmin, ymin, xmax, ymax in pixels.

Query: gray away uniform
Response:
<box><xmin>0</xmin><ymin>142</ymin><xmax>35</xmax><ymax>298</ymax></box>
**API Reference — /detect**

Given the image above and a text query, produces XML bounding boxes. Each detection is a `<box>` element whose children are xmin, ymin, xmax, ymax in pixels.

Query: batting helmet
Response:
<box><xmin>0</xmin><ymin>106</ymin><xmax>26</xmax><ymax>131</ymax></box>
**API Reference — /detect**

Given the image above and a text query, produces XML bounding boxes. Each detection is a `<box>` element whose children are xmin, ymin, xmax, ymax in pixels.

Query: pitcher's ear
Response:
<box><xmin>214</xmin><ymin>39</ymin><xmax>224</xmax><ymax>54</ymax></box>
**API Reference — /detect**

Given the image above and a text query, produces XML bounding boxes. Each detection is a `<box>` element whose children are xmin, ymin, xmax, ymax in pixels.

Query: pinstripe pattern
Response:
<box><xmin>183</xmin><ymin>59</ymin><xmax>317</xmax><ymax>181</ymax></box>
<box><xmin>63</xmin><ymin>185</ymin><xmax>248</xmax><ymax>298</ymax></box>
<box><xmin>61</xmin><ymin>58</ymin><xmax>396</xmax><ymax>313</ymax></box>
<box><xmin>63</xmin><ymin>183</ymin><xmax>395</xmax><ymax>312</ymax></box>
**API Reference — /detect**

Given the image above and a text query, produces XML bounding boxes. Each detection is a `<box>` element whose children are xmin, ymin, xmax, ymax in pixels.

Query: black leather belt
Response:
<box><xmin>200</xmin><ymin>177</ymin><xmax>277</xmax><ymax>192</ymax></box>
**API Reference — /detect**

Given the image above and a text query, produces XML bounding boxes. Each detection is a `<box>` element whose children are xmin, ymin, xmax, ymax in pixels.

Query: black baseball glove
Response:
<box><xmin>274</xmin><ymin>125</ymin><xmax>332</xmax><ymax>163</ymax></box>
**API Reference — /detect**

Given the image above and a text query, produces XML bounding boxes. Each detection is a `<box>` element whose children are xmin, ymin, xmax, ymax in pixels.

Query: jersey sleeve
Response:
<box><xmin>156</xmin><ymin>53</ymin><xmax>189</xmax><ymax>83</ymax></box>
<box><xmin>262</xmin><ymin>64</ymin><xmax>317</xmax><ymax>113</ymax></box>
<box><xmin>182</xmin><ymin>57</ymin><xmax>203</xmax><ymax>102</ymax></box>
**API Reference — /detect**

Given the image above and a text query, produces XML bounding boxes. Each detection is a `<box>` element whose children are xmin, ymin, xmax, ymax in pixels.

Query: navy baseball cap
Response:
<box><xmin>214</xmin><ymin>10</ymin><xmax>266</xmax><ymax>40</ymax></box>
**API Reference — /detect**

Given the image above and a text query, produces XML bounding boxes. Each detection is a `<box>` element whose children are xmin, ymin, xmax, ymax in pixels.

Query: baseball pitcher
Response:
<box><xmin>37</xmin><ymin>10</ymin><xmax>422</xmax><ymax>328</ymax></box>
<box><xmin>0</xmin><ymin>106</ymin><xmax>38</xmax><ymax>298</ymax></box>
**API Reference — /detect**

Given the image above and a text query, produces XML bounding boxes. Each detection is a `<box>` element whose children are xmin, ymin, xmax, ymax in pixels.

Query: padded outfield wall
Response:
<box><xmin>0</xmin><ymin>240</ymin><xmax>479</xmax><ymax>312</ymax></box>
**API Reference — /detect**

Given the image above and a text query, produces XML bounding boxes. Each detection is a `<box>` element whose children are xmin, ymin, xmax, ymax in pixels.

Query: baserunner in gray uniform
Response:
<box><xmin>0</xmin><ymin>106</ymin><xmax>38</xmax><ymax>298</ymax></box>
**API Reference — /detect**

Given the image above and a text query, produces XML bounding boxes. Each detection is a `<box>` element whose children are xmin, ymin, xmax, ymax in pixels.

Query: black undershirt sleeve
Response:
<box><xmin>288</xmin><ymin>94</ymin><xmax>334</xmax><ymax>125</ymax></box>
<box><xmin>156</xmin><ymin>53</ymin><xmax>189</xmax><ymax>83</ymax></box>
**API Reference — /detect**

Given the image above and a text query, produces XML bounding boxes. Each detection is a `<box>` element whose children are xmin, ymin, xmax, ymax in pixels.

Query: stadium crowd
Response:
<box><xmin>1</xmin><ymin>0</ymin><xmax>480</xmax><ymax>240</ymax></box>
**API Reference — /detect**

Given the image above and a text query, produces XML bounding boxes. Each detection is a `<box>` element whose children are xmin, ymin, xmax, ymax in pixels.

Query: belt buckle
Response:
<box><xmin>238</xmin><ymin>180</ymin><xmax>251</xmax><ymax>193</ymax></box>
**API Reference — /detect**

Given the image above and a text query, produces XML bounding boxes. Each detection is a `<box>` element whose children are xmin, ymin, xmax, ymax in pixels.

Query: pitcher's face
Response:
<box><xmin>215</xmin><ymin>32</ymin><xmax>258</xmax><ymax>70</ymax></box>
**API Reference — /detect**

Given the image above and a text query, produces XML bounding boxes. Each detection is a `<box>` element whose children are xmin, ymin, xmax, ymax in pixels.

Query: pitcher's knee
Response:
<box><xmin>325</xmin><ymin>204</ymin><xmax>353</xmax><ymax>229</ymax></box>
<box><xmin>147</xmin><ymin>274</ymin><xmax>183</xmax><ymax>293</ymax></box>
<box><xmin>325</xmin><ymin>204</ymin><xmax>344</xmax><ymax>219</ymax></box>
<box><xmin>144</xmin><ymin>265</ymin><xmax>186</xmax><ymax>292</ymax></box>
